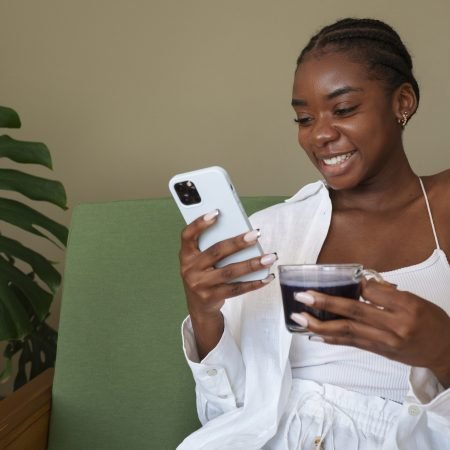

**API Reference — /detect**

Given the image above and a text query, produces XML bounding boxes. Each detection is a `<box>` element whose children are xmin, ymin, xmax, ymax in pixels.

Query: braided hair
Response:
<box><xmin>297</xmin><ymin>18</ymin><xmax>420</xmax><ymax>109</ymax></box>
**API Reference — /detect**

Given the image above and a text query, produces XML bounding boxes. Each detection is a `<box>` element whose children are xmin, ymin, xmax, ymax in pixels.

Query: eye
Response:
<box><xmin>294</xmin><ymin>116</ymin><xmax>313</xmax><ymax>127</ymax></box>
<box><xmin>334</xmin><ymin>105</ymin><xmax>359</xmax><ymax>117</ymax></box>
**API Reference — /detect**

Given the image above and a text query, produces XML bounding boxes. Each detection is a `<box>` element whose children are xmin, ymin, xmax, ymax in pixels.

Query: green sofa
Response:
<box><xmin>0</xmin><ymin>195</ymin><xmax>285</xmax><ymax>450</ymax></box>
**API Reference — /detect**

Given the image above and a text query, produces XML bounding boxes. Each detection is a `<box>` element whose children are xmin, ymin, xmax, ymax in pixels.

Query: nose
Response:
<box><xmin>308</xmin><ymin>115</ymin><xmax>339</xmax><ymax>148</ymax></box>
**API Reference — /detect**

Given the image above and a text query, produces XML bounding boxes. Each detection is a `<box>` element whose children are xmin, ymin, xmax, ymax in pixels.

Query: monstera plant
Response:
<box><xmin>0</xmin><ymin>106</ymin><xmax>68</xmax><ymax>391</ymax></box>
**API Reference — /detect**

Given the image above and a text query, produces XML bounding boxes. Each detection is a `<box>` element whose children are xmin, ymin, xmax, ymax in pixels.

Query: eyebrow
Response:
<box><xmin>291</xmin><ymin>86</ymin><xmax>363</xmax><ymax>106</ymax></box>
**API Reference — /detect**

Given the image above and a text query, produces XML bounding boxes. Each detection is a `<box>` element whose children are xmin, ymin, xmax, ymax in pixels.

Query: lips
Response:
<box><xmin>320</xmin><ymin>150</ymin><xmax>356</xmax><ymax>166</ymax></box>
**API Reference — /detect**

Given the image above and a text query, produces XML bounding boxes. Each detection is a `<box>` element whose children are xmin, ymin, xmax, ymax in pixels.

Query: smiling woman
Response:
<box><xmin>175</xmin><ymin>18</ymin><xmax>450</xmax><ymax>450</ymax></box>
<box><xmin>291</xmin><ymin>20</ymin><xmax>419</xmax><ymax>194</ymax></box>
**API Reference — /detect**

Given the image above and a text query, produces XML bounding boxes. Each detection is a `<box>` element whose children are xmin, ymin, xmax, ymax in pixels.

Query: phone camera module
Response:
<box><xmin>175</xmin><ymin>180</ymin><xmax>201</xmax><ymax>205</ymax></box>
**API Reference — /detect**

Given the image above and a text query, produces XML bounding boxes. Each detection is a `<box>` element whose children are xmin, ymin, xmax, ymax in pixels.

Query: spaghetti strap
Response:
<box><xmin>418</xmin><ymin>177</ymin><xmax>440</xmax><ymax>249</ymax></box>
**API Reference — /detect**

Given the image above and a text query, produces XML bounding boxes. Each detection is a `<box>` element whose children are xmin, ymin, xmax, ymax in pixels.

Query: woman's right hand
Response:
<box><xmin>179</xmin><ymin>210</ymin><xmax>277</xmax><ymax>358</ymax></box>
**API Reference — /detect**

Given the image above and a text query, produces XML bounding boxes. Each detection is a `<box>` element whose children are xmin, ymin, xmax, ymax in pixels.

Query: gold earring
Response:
<box><xmin>398</xmin><ymin>111</ymin><xmax>409</xmax><ymax>128</ymax></box>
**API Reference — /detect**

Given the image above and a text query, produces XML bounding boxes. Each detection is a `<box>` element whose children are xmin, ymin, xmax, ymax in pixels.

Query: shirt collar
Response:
<box><xmin>284</xmin><ymin>179</ymin><xmax>328</xmax><ymax>203</ymax></box>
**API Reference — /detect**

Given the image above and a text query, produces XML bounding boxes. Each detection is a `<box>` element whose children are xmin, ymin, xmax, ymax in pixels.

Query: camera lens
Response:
<box><xmin>175</xmin><ymin>180</ymin><xmax>201</xmax><ymax>205</ymax></box>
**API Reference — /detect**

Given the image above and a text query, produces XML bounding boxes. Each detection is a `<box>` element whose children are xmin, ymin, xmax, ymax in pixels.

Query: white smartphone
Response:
<box><xmin>169</xmin><ymin>166</ymin><xmax>269</xmax><ymax>282</ymax></box>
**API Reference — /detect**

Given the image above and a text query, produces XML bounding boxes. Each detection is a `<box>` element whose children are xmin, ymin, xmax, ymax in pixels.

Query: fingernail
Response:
<box><xmin>261</xmin><ymin>273</ymin><xmax>275</xmax><ymax>284</ymax></box>
<box><xmin>290</xmin><ymin>313</ymin><xmax>308</xmax><ymax>327</ymax></box>
<box><xmin>243</xmin><ymin>229</ymin><xmax>260</xmax><ymax>243</ymax></box>
<box><xmin>309</xmin><ymin>335</ymin><xmax>325</xmax><ymax>343</ymax></box>
<box><xmin>203</xmin><ymin>209</ymin><xmax>219</xmax><ymax>222</ymax></box>
<box><xmin>294</xmin><ymin>292</ymin><xmax>315</xmax><ymax>305</ymax></box>
<box><xmin>260</xmin><ymin>253</ymin><xmax>278</xmax><ymax>266</ymax></box>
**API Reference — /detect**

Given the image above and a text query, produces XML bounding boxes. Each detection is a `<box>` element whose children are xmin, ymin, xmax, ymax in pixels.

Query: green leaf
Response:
<box><xmin>0</xmin><ymin>135</ymin><xmax>52</xmax><ymax>168</ymax></box>
<box><xmin>0</xmin><ymin>274</ymin><xmax>32</xmax><ymax>340</ymax></box>
<box><xmin>0</xmin><ymin>258</ymin><xmax>53</xmax><ymax>324</ymax></box>
<box><xmin>29</xmin><ymin>334</ymin><xmax>44</xmax><ymax>379</ymax></box>
<box><xmin>0</xmin><ymin>107</ymin><xmax>65</xmax><ymax>387</ymax></box>
<box><xmin>0</xmin><ymin>198</ymin><xmax>68</xmax><ymax>246</ymax></box>
<box><xmin>0</xmin><ymin>236</ymin><xmax>61</xmax><ymax>293</ymax></box>
<box><xmin>30</xmin><ymin>328</ymin><xmax>56</xmax><ymax>368</ymax></box>
<box><xmin>15</xmin><ymin>339</ymin><xmax>31</xmax><ymax>389</ymax></box>
<box><xmin>0</xmin><ymin>356</ymin><xmax>12</xmax><ymax>383</ymax></box>
<box><xmin>0</xmin><ymin>107</ymin><xmax>21</xmax><ymax>129</ymax></box>
<box><xmin>0</xmin><ymin>169</ymin><xmax>67</xmax><ymax>209</ymax></box>
<box><xmin>0</xmin><ymin>341</ymin><xmax>23</xmax><ymax>383</ymax></box>
<box><xmin>0</xmin><ymin>299</ymin><xmax>18</xmax><ymax>341</ymax></box>
<box><xmin>3</xmin><ymin>340</ymin><xmax>24</xmax><ymax>359</ymax></box>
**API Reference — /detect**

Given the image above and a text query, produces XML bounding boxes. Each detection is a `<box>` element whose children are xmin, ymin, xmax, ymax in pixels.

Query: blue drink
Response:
<box><xmin>280</xmin><ymin>279</ymin><xmax>361</xmax><ymax>332</ymax></box>
<box><xmin>278</xmin><ymin>264</ymin><xmax>367</xmax><ymax>334</ymax></box>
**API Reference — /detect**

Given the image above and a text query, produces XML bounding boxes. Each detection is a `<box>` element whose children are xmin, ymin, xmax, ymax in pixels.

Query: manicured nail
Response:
<box><xmin>294</xmin><ymin>292</ymin><xmax>315</xmax><ymax>305</ymax></box>
<box><xmin>203</xmin><ymin>209</ymin><xmax>219</xmax><ymax>222</ymax></box>
<box><xmin>243</xmin><ymin>229</ymin><xmax>261</xmax><ymax>243</ymax></box>
<box><xmin>261</xmin><ymin>273</ymin><xmax>275</xmax><ymax>284</ymax></box>
<box><xmin>260</xmin><ymin>253</ymin><xmax>278</xmax><ymax>266</ymax></box>
<box><xmin>290</xmin><ymin>313</ymin><xmax>308</xmax><ymax>327</ymax></box>
<box><xmin>309</xmin><ymin>335</ymin><xmax>325</xmax><ymax>343</ymax></box>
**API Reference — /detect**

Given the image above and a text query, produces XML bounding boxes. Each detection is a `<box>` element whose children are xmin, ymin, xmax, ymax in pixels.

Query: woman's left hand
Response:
<box><xmin>292</xmin><ymin>279</ymin><xmax>450</xmax><ymax>387</ymax></box>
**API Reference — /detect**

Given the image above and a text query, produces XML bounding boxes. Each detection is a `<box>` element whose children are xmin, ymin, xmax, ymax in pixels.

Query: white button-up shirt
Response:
<box><xmin>177</xmin><ymin>181</ymin><xmax>450</xmax><ymax>449</ymax></box>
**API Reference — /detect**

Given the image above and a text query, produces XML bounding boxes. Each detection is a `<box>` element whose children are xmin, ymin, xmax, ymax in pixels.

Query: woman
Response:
<box><xmin>177</xmin><ymin>18</ymin><xmax>450</xmax><ymax>449</ymax></box>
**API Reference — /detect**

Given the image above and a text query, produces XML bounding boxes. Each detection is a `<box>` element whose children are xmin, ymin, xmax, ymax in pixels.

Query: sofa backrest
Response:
<box><xmin>47</xmin><ymin>196</ymin><xmax>285</xmax><ymax>450</ymax></box>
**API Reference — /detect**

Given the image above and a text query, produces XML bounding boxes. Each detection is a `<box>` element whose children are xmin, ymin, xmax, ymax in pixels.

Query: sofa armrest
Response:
<box><xmin>0</xmin><ymin>368</ymin><xmax>54</xmax><ymax>450</ymax></box>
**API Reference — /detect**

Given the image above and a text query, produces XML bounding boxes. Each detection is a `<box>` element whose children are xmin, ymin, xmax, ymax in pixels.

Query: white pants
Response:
<box><xmin>265</xmin><ymin>379</ymin><xmax>401</xmax><ymax>450</ymax></box>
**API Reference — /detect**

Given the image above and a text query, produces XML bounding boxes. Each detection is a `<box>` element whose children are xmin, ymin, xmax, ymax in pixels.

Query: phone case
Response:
<box><xmin>169</xmin><ymin>166</ymin><xmax>269</xmax><ymax>282</ymax></box>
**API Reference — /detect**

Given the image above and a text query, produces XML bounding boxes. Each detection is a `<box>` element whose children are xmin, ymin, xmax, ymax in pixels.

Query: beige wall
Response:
<box><xmin>2</xmin><ymin>0</ymin><xmax>449</xmax><ymax>208</ymax></box>
<box><xmin>1</xmin><ymin>0</ymin><xmax>449</xmax><ymax>394</ymax></box>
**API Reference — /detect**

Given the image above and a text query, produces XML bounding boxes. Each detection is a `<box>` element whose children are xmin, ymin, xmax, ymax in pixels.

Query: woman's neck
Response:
<box><xmin>330</xmin><ymin>162</ymin><xmax>420</xmax><ymax>213</ymax></box>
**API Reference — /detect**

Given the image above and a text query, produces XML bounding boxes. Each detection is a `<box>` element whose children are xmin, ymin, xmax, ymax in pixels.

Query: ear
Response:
<box><xmin>392</xmin><ymin>83</ymin><xmax>418</xmax><ymax>125</ymax></box>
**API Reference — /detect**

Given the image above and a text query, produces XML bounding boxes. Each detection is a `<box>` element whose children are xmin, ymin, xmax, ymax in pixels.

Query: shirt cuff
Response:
<box><xmin>405</xmin><ymin>367</ymin><xmax>449</xmax><ymax>416</ymax></box>
<box><xmin>181</xmin><ymin>315</ymin><xmax>246</xmax><ymax>405</ymax></box>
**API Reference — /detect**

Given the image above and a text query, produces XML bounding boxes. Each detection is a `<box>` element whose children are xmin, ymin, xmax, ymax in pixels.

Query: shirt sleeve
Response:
<box><xmin>389</xmin><ymin>367</ymin><xmax>450</xmax><ymax>447</ymax></box>
<box><xmin>181</xmin><ymin>315</ymin><xmax>246</xmax><ymax>424</ymax></box>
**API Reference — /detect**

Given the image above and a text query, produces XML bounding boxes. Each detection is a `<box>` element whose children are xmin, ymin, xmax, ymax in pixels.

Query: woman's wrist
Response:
<box><xmin>190</xmin><ymin>311</ymin><xmax>225</xmax><ymax>360</ymax></box>
<box><xmin>429</xmin><ymin>341</ymin><xmax>450</xmax><ymax>388</ymax></box>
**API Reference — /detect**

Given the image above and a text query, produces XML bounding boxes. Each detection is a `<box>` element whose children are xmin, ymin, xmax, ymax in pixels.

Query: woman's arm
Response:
<box><xmin>179</xmin><ymin>210</ymin><xmax>276</xmax><ymax>359</ymax></box>
<box><xmin>178</xmin><ymin>210</ymin><xmax>276</xmax><ymax>422</ymax></box>
<box><xmin>291</xmin><ymin>281</ymin><xmax>450</xmax><ymax>387</ymax></box>
<box><xmin>292</xmin><ymin>281</ymin><xmax>450</xmax><ymax>443</ymax></box>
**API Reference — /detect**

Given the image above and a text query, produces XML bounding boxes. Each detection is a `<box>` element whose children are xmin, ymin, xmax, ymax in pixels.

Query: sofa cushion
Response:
<box><xmin>47</xmin><ymin>196</ymin><xmax>285</xmax><ymax>450</ymax></box>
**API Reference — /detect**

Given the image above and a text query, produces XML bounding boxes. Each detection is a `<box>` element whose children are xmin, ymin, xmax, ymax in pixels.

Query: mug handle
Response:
<box><xmin>356</xmin><ymin>268</ymin><xmax>384</xmax><ymax>283</ymax></box>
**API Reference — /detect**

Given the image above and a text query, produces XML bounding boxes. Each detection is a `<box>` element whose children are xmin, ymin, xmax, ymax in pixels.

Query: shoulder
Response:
<box><xmin>422</xmin><ymin>169</ymin><xmax>450</xmax><ymax>204</ymax></box>
<box><xmin>426</xmin><ymin>168</ymin><xmax>450</xmax><ymax>183</ymax></box>
<box><xmin>422</xmin><ymin>169</ymin><xmax>450</xmax><ymax>249</ymax></box>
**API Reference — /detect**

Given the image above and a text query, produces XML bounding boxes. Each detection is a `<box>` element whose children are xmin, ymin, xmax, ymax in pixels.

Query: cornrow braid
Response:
<box><xmin>297</xmin><ymin>18</ymin><xmax>420</xmax><ymax>108</ymax></box>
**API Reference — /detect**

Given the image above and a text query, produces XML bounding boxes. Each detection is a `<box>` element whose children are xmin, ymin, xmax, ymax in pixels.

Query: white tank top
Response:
<box><xmin>290</xmin><ymin>178</ymin><xmax>450</xmax><ymax>403</ymax></box>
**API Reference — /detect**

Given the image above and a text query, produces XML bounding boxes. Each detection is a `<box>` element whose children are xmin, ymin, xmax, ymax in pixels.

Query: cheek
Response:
<box><xmin>297</xmin><ymin>129</ymin><xmax>310</xmax><ymax>150</ymax></box>
<box><xmin>352</xmin><ymin>121</ymin><xmax>386</xmax><ymax>148</ymax></box>
<box><xmin>339</xmin><ymin>118</ymin><xmax>381</xmax><ymax>148</ymax></box>
<box><xmin>297</xmin><ymin>130</ymin><xmax>319</xmax><ymax>163</ymax></box>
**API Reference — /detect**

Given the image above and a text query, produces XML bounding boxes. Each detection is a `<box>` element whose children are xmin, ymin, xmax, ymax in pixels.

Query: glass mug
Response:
<box><xmin>278</xmin><ymin>264</ymin><xmax>383</xmax><ymax>334</ymax></box>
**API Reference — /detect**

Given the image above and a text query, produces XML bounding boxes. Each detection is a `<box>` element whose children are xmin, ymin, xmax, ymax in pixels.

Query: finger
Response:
<box><xmin>292</xmin><ymin>312</ymin><xmax>401</xmax><ymax>351</ymax></box>
<box><xmin>361</xmin><ymin>276</ymin><xmax>397</xmax><ymax>289</ymax></box>
<box><xmin>195</xmin><ymin>228</ymin><xmax>262</xmax><ymax>271</ymax></box>
<box><xmin>214</xmin><ymin>273</ymin><xmax>276</xmax><ymax>299</ymax></box>
<box><xmin>360</xmin><ymin>279</ymin><xmax>403</xmax><ymax>310</ymax></box>
<box><xmin>294</xmin><ymin>290</ymin><xmax>390</xmax><ymax>329</ymax></box>
<box><xmin>202</xmin><ymin>252</ymin><xmax>278</xmax><ymax>285</ymax></box>
<box><xmin>180</xmin><ymin>209</ymin><xmax>220</xmax><ymax>259</ymax></box>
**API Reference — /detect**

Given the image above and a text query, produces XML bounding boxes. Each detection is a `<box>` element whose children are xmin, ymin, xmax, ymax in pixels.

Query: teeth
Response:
<box><xmin>323</xmin><ymin>151</ymin><xmax>354</xmax><ymax>166</ymax></box>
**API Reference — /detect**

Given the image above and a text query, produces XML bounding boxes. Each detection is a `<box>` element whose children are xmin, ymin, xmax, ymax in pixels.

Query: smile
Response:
<box><xmin>322</xmin><ymin>150</ymin><xmax>356</xmax><ymax>166</ymax></box>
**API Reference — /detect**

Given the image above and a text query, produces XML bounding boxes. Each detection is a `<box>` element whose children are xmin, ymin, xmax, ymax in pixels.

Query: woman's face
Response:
<box><xmin>292</xmin><ymin>51</ymin><xmax>401</xmax><ymax>190</ymax></box>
